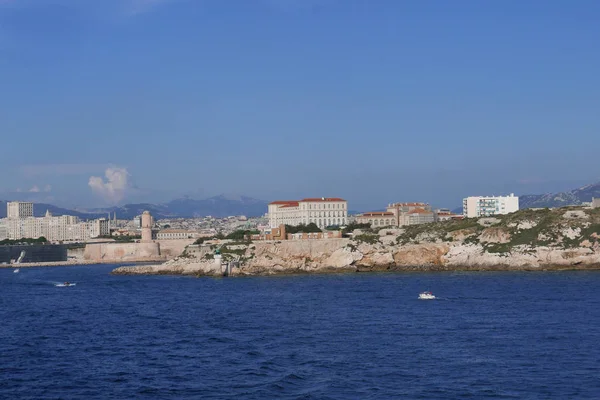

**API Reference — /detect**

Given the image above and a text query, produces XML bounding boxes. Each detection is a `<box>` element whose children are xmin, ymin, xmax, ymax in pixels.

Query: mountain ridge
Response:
<box><xmin>519</xmin><ymin>181</ymin><xmax>600</xmax><ymax>209</ymax></box>
<box><xmin>0</xmin><ymin>195</ymin><xmax>269</xmax><ymax>220</ymax></box>
<box><xmin>3</xmin><ymin>182</ymin><xmax>599</xmax><ymax>220</ymax></box>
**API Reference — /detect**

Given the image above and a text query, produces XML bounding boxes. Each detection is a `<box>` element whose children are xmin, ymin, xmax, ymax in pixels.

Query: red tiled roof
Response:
<box><xmin>360</xmin><ymin>212</ymin><xmax>394</xmax><ymax>217</ymax></box>
<box><xmin>408</xmin><ymin>208</ymin><xmax>433</xmax><ymax>215</ymax></box>
<box><xmin>299</xmin><ymin>198</ymin><xmax>346</xmax><ymax>202</ymax></box>
<box><xmin>269</xmin><ymin>201</ymin><xmax>299</xmax><ymax>205</ymax></box>
<box><xmin>280</xmin><ymin>203</ymin><xmax>299</xmax><ymax>208</ymax></box>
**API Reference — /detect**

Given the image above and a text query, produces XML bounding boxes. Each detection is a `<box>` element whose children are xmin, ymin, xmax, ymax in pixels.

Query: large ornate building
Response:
<box><xmin>268</xmin><ymin>197</ymin><xmax>348</xmax><ymax>228</ymax></box>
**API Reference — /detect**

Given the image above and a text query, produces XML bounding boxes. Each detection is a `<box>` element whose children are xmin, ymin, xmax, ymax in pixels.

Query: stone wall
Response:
<box><xmin>83</xmin><ymin>242</ymin><xmax>162</xmax><ymax>262</ymax></box>
<box><xmin>67</xmin><ymin>246</ymin><xmax>86</xmax><ymax>261</ymax></box>
<box><xmin>156</xmin><ymin>239</ymin><xmax>195</xmax><ymax>258</ymax></box>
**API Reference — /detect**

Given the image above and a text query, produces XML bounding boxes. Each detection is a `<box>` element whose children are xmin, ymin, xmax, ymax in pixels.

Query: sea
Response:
<box><xmin>1</xmin><ymin>265</ymin><xmax>600</xmax><ymax>399</ymax></box>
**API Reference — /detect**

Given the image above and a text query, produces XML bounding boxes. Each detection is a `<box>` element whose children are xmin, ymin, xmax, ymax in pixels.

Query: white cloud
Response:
<box><xmin>88</xmin><ymin>167</ymin><xmax>130</xmax><ymax>204</ymax></box>
<box><xmin>29</xmin><ymin>185</ymin><xmax>40</xmax><ymax>193</ymax></box>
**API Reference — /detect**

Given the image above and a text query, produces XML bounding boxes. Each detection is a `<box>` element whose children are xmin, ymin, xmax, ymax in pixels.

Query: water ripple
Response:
<box><xmin>2</xmin><ymin>266</ymin><xmax>600</xmax><ymax>398</ymax></box>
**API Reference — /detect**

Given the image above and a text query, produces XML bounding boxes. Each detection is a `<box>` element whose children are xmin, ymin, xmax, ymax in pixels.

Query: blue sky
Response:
<box><xmin>1</xmin><ymin>0</ymin><xmax>599</xmax><ymax>210</ymax></box>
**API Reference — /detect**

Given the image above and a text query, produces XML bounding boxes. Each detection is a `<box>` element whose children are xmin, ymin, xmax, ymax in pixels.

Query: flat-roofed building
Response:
<box><xmin>7</xmin><ymin>201</ymin><xmax>33</xmax><ymax>219</ymax></box>
<box><xmin>463</xmin><ymin>194</ymin><xmax>519</xmax><ymax>218</ymax></box>
<box><xmin>0</xmin><ymin>219</ymin><xmax>8</xmax><ymax>241</ymax></box>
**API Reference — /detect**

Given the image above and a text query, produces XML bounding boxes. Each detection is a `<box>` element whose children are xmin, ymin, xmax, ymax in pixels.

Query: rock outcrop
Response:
<box><xmin>112</xmin><ymin>206</ymin><xmax>600</xmax><ymax>277</ymax></box>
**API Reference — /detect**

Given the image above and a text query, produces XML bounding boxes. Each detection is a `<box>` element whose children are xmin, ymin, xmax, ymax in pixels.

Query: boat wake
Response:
<box><xmin>55</xmin><ymin>283</ymin><xmax>76</xmax><ymax>287</ymax></box>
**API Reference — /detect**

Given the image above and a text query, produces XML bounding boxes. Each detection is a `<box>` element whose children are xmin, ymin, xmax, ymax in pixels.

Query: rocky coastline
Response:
<box><xmin>112</xmin><ymin>206</ymin><xmax>600</xmax><ymax>277</ymax></box>
<box><xmin>1</xmin><ymin>258</ymin><xmax>166</xmax><ymax>268</ymax></box>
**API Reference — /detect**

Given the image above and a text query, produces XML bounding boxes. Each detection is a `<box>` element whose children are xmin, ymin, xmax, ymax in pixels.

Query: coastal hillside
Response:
<box><xmin>112</xmin><ymin>205</ymin><xmax>600</xmax><ymax>277</ymax></box>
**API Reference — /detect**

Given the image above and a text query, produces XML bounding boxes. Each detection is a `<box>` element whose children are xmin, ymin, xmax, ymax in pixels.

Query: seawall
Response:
<box><xmin>84</xmin><ymin>242</ymin><xmax>164</xmax><ymax>263</ymax></box>
<box><xmin>0</xmin><ymin>244</ymin><xmax>67</xmax><ymax>264</ymax></box>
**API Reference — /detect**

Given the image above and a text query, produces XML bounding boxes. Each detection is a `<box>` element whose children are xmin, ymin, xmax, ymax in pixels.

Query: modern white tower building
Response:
<box><xmin>462</xmin><ymin>194</ymin><xmax>519</xmax><ymax>218</ymax></box>
<box><xmin>7</xmin><ymin>201</ymin><xmax>34</xmax><ymax>219</ymax></box>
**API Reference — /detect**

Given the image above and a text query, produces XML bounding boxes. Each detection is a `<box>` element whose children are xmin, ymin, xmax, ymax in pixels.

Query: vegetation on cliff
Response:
<box><xmin>285</xmin><ymin>223</ymin><xmax>322</xmax><ymax>234</ymax></box>
<box><xmin>395</xmin><ymin>206</ymin><xmax>600</xmax><ymax>254</ymax></box>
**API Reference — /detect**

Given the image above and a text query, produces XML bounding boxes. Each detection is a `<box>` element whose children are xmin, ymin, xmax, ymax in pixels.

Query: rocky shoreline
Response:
<box><xmin>112</xmin><ymin>206</ymin><xmax>600</xmax><ymax>277</ymax></box>
<box><xmin>1</xmin><ymin>258</ymin><xmax>166</xmax><ymax>268</ymax></box>
<box><xmin>110</xmin><ymin>239</ymin><xmax>600</xmax><ymax>277</ymax></box>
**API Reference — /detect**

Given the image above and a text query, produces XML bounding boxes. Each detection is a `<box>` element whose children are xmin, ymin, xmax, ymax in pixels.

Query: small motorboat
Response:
<box><xmin>418</xmin><ymin>291</ymin><xmax>436</xmax><ymax>300</ymax></box>
<box><xmin>13</xmin><ymin>268</ymin><xmax>20</xmax><ymax>273</ymax></box>
<box><xmin>56</xmin><ymin>282</ymin><xmax>75</xmax><ymax>287</ymax></box>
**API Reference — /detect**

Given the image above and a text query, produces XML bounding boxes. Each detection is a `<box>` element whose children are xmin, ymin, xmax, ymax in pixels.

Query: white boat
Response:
<box><xmin>56</xmin><ymin>282</ymin><xmax>76</xmax><ymax>287</ymax></box>
<box><xmin>13</xmin><ymin>268</ymin><xmax>20</xmax><ymax>273</ymax></box>
<box><xmin>418</xmin><ymin>291</ymin><xmax>436</xmax><ymax>300</ymax></box>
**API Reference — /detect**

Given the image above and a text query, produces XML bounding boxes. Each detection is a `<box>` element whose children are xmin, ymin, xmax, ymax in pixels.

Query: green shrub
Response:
<box><xmin>352</xmin><ymin>234</ymin><xmax>379</xmax><ymax>245</ymax></box>
<box><xmin>285</xmin><ymin>223</ymin><xmax>321</xmax><ymax>234</ymax></box>
<box><xmin>0</xmin><ymin>237</ymin><xmax>48</xmax><ymax>245</ymax></box>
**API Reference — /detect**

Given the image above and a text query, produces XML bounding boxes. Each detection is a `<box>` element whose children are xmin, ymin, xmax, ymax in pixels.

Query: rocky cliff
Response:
<box><xmin>112</xmin><ymin>206</ymin><xmax>600</xmax><ymax>277</ymax></box>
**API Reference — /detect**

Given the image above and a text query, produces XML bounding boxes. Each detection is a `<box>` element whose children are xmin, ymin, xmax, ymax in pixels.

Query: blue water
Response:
<box><xmin>2</xmin><ymin>266</ymin><xmax>600</xmax><ymax>399</ymax></box>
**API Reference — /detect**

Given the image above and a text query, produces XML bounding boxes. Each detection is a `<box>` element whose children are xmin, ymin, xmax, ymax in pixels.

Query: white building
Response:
<box><xmin>463</xmin><ymin>194</ymin><xmax>519</xmax><ymax>218</ymax></box>
<box><xmin>268</xmin><ymin>197</ymin><xmax>348</xmax><ymax>229</ymax></box>
<box><xmin>7</xmin><ymin>201</ymin><xmax>33</xmax><ymax>219</ymax></box>
<box><xmin>5</xmin><ymin>202</ymin><xmax>110</xmax><ymax>242</ymax></box>
<box><xmin>0</xmin><ymin>219</ymin><xmax>8</xmax><ymax>241</ymax></box>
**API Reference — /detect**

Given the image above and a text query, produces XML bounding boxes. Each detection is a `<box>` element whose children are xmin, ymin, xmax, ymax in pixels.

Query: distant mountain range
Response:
<box><xmin>0</xmin><ymin>195</ymin><xmax>269</xmax><ymax>220</ymax></box>
<box><xmin>519</xmin><ymin>182</ymin><xmax>600</xmax><ymax>209</ymax></box>
<box><xmin>2</xmin><ymin>183</ymin><xmax>599</xmax><ymax>220</ymax></box>
<box><xmin>449</xmin><ymin>181</ymin><xmax>600</xmax><ymax>214</ymax></box>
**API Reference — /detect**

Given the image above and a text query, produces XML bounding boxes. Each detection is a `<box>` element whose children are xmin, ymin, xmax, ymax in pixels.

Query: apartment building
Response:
<box><xmin>268</xmin><ymin>197</ymin><xmax>348</xmax><ymax>228</ymax></box>
<box><xmin>462</xmin><ymin>194</ymin><xmax>519</xmax><ymax>218</ymax></box>
<box><xmin>7</xmin><ymin>201</ymin><xmax>33</xmax><ymax>219</ymax></box>
<box><xmin>0</xmin><ymin>219</ymin><xmax>8</xmax><ymax>241</ymax></box>
<box><xmin>4</xmin><ymin>202</ymin><xmax>109</xmax><ymax>242</ymax></box>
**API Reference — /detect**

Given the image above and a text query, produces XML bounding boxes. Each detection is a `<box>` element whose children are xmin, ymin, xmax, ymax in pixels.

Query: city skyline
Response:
<box><xmin>1</xmin><ymin>0</ymin><xmax>599</xmax><ymax>210</ymax></box>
